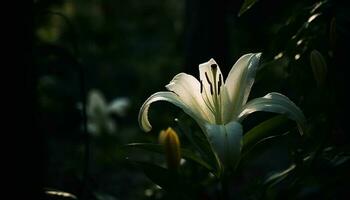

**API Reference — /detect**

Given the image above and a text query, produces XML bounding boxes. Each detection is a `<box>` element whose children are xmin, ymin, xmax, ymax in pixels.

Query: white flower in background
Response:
<box><xmin>108</xmin><ymin>97</ymin><xmax>130</xmax><ymax>117</ymax></box>
<box><xmin>79</xmin><ymin>89</ymin><xmax>130</xmax><ymax>136</ymax></box>
<box><xmin>139</xmin><ymin>53</ymin><xmax>305</xmax><ymax>167</ymax></box>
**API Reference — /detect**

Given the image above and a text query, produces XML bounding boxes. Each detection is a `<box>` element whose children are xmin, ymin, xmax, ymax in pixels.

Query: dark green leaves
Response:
<box><xmin>264</xmin><ymin>164</ymin><xmax>296</xmax><ymax>186</ymax></box>
<box><xmin>133</xmin><ymin>161</ymin><xmax>176</xmax><ymax>189</ymax></box>
<box><xmin>242</xmin><ymin>115</ymin><xmax>291</xmax><ymax>156</ymax></box>
<box><xmin>126</xmin><ymin>143</ymin><xmax>213</xmax><ymax>171</ymax></box>
<box><xmin>176</xmin><ymin>118</ymin><xmax>223</xmax><ymax>177</ymax></box>
<box><xmin>133</xmin><ymin>162</ymin><xmax>195</xmax><ymax>200</ymax></box>
<box><xmin>239</xmin><ymin>0</ymin><xmax>260</xmax><ymax>16</ymax></box>
<box><xmin>310</xmin><ymin>50</ymin><xmax>327</xmax><ymax>87</ymax></box>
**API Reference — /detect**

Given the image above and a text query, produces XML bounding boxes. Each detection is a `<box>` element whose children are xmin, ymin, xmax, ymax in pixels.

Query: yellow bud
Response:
<box><xmin>159</xmin><ymin>127</ymin><xmax>181</xmax><ymax>169</ymax></box>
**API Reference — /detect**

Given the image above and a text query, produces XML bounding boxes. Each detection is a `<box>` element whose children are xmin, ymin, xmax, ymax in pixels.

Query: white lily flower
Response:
<box><xmin>84</xmin><ymin>90</ymin><xmax>130</xmax><ymax>136</ymax></box>
<box><xmin>139</xmin><ymin>53</ymin><xmax>305</xmax><ymax>167</ymax></box>
<box><xmin>86</xmin><ymin>90</ymin><xmax>116</xmax><ymax>136</ymax></box>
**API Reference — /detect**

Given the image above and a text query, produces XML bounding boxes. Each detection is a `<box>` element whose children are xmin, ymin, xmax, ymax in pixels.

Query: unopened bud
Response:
<box><xmin>159</xmin><ymin>127</ymin><xmax>181</xmax><ymax>169</ymax></box>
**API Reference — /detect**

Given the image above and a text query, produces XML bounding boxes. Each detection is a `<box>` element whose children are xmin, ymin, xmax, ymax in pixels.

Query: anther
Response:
<box><xmin>200</xmin><ymin>80</ymin><xmax>203</xmax><ymax>93</ymax></box>
<box><xmin>205</xmin><ymin>72</ymin><xmax>214</xmax><ymax>95</ymax></box>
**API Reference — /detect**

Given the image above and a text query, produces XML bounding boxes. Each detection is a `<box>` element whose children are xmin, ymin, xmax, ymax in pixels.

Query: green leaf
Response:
<box><xmin>125</xmin><ymin>143</ymin><xmax>213</xmax><ymax>171</ymax></box>
<box><xmin>133</xmin><ymin>161</ymin><xmax>192</xmax><ymax>199</ymax></box>
<box><xmin>137</xmin><ymin>162</ymin><xmax>170</xmax><ymax>185</ymax></box>
<box><xmin>134</xmin><ymin>161</ymin><xmax>176</xmax><ymax>189</ymax></box>
<box><xmin>238</xmin><ymin>0</ymin><xmax>260</xmax><ymax>17</ymax></box>
<box><xmin>181</xmin><ymin>148</ymin><xmax>214</xmax><ymax>171</ymax></box>
<box><xmin>264</xmin><ymin>164</ymin><xmax>296</xmax><ymax>186</ymax></box>
<box><xmin>188</xmin><ymin>130</ymin><xmax>222</xmax><ymax>177</ymax></box>
<box><xmin>242</xmin><ymin>115</ymin><xmax>290</xmax><ymax>155</ymax></box>
<box><xmin>176</xmin><ymin>119</ymin><xmax>222</xmax><ymax>177</ymax></box>
<box><xmin>239</xmin><ymin>131</ymin><xmax>290</xmax><ymax>169</ymax></box>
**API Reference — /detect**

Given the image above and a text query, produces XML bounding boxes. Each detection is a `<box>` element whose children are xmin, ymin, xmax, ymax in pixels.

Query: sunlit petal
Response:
<box><xmin>198</xmin><ymin>58</ymin><xmax>226</xmax><ymax>123</ymax></box>
<box><xmin>225</xmin><ymin>53</ymin><xmax>262</xmax><ymax>117</ymax></box>
<box><xmin>204</xmin><ymin>121</ymin><xmax>243</xmax><ymax>168</ymax></box>
<box><xmin>219</xmin><ymin>88</ymin><xmax>232</xmax><ymax>124</ymax></box>
<box><xmin>138</xmin><ymin>92</ymin><xmax>207</xmax><ymax>132</ymax></box>
<box><xmin>238</xmin><ymin>92</ymin><xmax>306</xmax><ymax>135</ymax></box>
<box><xmin>166</xmin><ymin>73</ymin><xmax>215</xmax><ymax>123</ymax></box>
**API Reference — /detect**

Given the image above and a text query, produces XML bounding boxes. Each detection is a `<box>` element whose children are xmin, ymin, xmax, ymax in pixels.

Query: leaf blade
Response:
<box><xmin>125</xmin><ymin>143</ymin><xmax>213</xmax><ymax>171</ymax></box>
<box><xmin>238</xmin><ymin>0</ymin><xmax>260</xmax><ymax>17</ymax></box>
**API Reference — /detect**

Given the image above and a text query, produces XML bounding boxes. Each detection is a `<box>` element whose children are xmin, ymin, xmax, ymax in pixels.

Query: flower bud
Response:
<box><xmin>159</xmin><ymin>127</ymin><xmax>181</xmax><ymax>169</ymax></box>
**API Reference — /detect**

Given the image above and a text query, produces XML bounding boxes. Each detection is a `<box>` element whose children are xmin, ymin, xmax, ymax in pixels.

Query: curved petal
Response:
<box><xmin>198</xmin><ymin>58</ymin><xmax>224</xmax><ymax>99</ymax></box>
<box><xmin>138</xmin><ymin>92</ymin><xmax>207</xmax><ymax>132</ymax></box>
<box><xmin>225</xmin><ymin>53</ymin><xmax>262</xmax><ymax>116</ymax></box>
<box><xmin>198</xmin><ymin>58</ymin><xmax>227</xmax><ymax>123</ymax></box>
<box><xmin>166</xmin><ymin>73</ymin><xmax>214</xmax><ymax>123</ymax></box>
<box><xmin>204</xmin><ymin>121</ymin><xmax>243</xmax><ymax>168</ymax></box>
<box><xmin>237</xmin><ymin>92</ymin><xmax>306</xmax><ymax>135</ymax></box>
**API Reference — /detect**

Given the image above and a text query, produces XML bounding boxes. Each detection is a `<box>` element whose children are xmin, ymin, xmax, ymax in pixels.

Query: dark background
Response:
<box><xmin>29</xmin><ymin>0</ymin><xmax>350</xmax><ymax>199</ymax></box>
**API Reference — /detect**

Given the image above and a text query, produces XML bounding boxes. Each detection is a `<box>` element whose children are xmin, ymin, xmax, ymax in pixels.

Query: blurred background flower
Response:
<box><xmin>77</xmin><ymin>89</ymin><xmax>130</xmax><ymax>136</ymax></box>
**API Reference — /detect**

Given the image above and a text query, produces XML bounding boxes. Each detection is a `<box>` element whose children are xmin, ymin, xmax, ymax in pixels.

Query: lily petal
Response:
<box><xmin>225</xmin><ymin>53</ymin><xmax>262</xmax><ymax>117</ymax></box>
<box><xmin>237</xmin><ymin>92</ymin><xmax>306</xmax><ymax>135</ymax></box>
<box><xmin>199</xmin><ymin>58</ymin><xmax>226</xmax><ymax>123</ymax></box>
<box><xmin>166</xmin><ymin>73</ymin><xmax>215</xmax><ymax>123</ymax></box>
<box><xmin>108</xmin><ymin>97</ymin><xmax>130</xmax><ymax>117</ymax></box>
<box><xmin>199</xmin><ymin>59</ymin><xmax>223</xmax><ymax>97</ymax></box>
<box><xmin>204</xmin><ymin>121</ymin><xmax>243</xmax><ymax>168</ymax></box>
<box><xmin>138</xmin><ymin>92</ymin><xmax>207</xmax><ymax>132</ymax></box>
<box><xmin>87</xmin><ymin>89</ymin><xmax>108</xmax><ymax>118</ymax></box>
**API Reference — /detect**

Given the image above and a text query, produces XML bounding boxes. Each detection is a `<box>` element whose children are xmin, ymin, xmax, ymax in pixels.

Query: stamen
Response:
<box><xmin>205</xmin><ymin>72</ymin><xmax>213</xmax><ymax>95</ymax></box>
<box><xmin>200</xmin><ymin>80</ymin><xmax>203</xmax><ymax>93</ymax></box>
<box><xmin>218</xmin><ymin>74</ymin><xmax>222</xmax><ymax>95</ymax></box>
